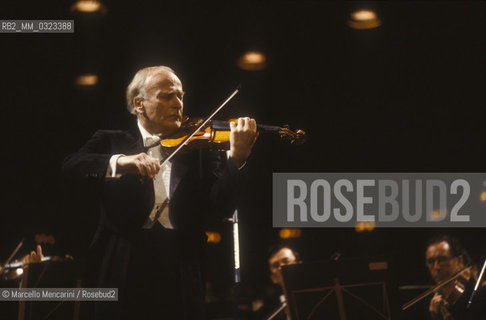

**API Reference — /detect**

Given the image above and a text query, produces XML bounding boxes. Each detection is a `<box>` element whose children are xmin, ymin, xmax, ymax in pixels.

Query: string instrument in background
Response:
<box><xmin>402</xmin><ymin>266</ymin><xmax>475</xmax><ymax>319</ymax></box>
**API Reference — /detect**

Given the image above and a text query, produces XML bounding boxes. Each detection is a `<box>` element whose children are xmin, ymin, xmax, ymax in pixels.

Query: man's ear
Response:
<box><xmin>133</xmin><ymin>97</ymin><xmax>144</xmax><ymax>114</ymax></box>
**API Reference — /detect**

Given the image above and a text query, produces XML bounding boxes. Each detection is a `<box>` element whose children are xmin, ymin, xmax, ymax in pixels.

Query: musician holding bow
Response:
<box><xmin>425</xmin><ymin>235</ymin><xmax>486</xmax><ymax>320</ymax></box>
<box><xmin>62</xmin><ymin>66</ymin><xmax>258</xmax><ymax>319</ymax></box>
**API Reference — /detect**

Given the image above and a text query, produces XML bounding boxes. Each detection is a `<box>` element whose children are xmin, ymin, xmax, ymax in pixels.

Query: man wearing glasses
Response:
<box><xmin>425</xmin><ymin>235</ymin><xmax>485</xmax><ymax>320</ymax></box>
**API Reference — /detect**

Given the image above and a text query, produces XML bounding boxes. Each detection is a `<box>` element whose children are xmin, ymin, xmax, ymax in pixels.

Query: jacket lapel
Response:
<box><xmin>170</xmin><ymin>158</ymin><xmax>189</xmax><ymax>198</ymax></box>
<box><xmin>125</xmin><ymin>124</ymin><xmax>146</xmax><ymax>154</ymax></box>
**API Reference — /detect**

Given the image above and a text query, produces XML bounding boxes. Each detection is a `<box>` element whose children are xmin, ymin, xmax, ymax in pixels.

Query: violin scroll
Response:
<box><xmin>279</xmin><ymin>125</ymin><xmax>307</xmax><ymax>145</ymax></box>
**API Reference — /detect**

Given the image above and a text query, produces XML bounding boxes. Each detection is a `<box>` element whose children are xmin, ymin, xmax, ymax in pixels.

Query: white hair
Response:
<box><xmin>125</xmin><ymin>66</ymin><xmax>175</xmax><ymax>115</ymax></box>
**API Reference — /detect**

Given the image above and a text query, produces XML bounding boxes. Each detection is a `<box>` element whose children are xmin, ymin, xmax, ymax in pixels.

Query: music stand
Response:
<box><xmin>281</xmin><ymin>257</ymin><xmax>397</xmax><ymax>320</ymax></box>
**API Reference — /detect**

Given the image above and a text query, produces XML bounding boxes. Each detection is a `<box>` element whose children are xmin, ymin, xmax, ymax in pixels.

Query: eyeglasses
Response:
<box><xmin>270</xmin><ymin>258</ymin><xmax>296</xmax><ymax>270</ymax></box>
<box><xmin>426</xmin><ymin>255</ymin><xmax>453</xmax><ymax>266</ymax></box>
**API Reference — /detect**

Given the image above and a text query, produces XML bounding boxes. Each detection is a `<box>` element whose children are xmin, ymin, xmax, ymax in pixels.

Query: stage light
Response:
<box><xmin>16</xmin><ymin>268</ymin><xmax>23</xmax><ymax>276</ymax></box>
<box><xmin>347</xmin><ymin>9</ymin><xmax>381</xmax><ymax>30</ymax></box>
<box><xmin>279</xmin><ymin>228</ymin><xmax>302</xmax><ymax>239</ymax></box>
<box><xmin>237</xmin><ymin>50</ymin><xmax>267</xmax><ymax>71</ymax></box>
<box><xmin>430</xmin><ymin>209</ymin><xmax>447</xmax><ymax>219</ymax></box>
<box><xmin>71</xmin><ymin>1</ymin><xmax>106</xmax><ymax>13</ymax></box>
<box><xmin>480</xmin><ymin>191</ymin><xmax>486</xmax><ymax>202</ymax></box>
<box><xmin>76</xmin><ymin>74</ymin><xmax>99</xmax><ymax>86</ymax></box>
<box><xmin>355</xmin><ymin>221</ymin><xmax>375</xmax><ymax>232</ymax></box>
<box><xmin>206</xmin><ymin>232</ymin><xmax>221</xmax><ymax>243</ymax></box>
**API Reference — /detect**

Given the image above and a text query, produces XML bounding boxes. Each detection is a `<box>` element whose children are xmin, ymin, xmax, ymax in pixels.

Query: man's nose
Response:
<box><xmin>432</xmin><ymin>260</ymin><xmax>441</xmax><ymax>269</ymax></box>
<box><xmin>172</xmin><ymin>96</ymin><xmax>183</xmax><ymax>109</ymax></box>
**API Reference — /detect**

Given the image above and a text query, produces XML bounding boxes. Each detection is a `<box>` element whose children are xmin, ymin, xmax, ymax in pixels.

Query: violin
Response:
<box><xmin>159</xmin><ymin>117</ymin><xmax>307</xmax><ymax>151</ymax></box>
<box><xmin>153</xmin><ymin>86</ymin><xmax>306</xmax><ymax>166</ymax></box>
<box><xmin>439</xmin><ymin>269</ymin><xmax>472</xmax><ymax>309</ymax></box>
<box><xmin>402</xmin><ymin>266</ymin><xmax>474</xmax><ymax>313</ymax></box>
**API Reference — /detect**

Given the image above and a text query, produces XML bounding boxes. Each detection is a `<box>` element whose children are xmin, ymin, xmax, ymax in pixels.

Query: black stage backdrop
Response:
<box><xmin>1</xmin><ymin>1</ymin><xmax>485</xmax><ymax>319</ymax></box>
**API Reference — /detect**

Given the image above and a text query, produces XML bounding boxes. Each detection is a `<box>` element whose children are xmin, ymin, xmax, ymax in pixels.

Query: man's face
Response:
<box><xmin>425</xmin><ymin>241</ymin><xmax>464</xmax><ymax>283</ymax></box>
<box><xmin>269</xmin><ymin>248</ymin><xmax>297</xmax><ymax>286</ymax></box>
<box><xmin>136</xmin><ymin>70</ymin><xmax>184</xmax><ymax>135</ymax></box>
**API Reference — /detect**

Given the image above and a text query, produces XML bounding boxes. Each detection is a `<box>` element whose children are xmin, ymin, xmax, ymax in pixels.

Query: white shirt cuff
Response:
<box><xmin>105</xmin><ymin>154</ymin><xmax>125</xmax><ymax>178</ymax></box>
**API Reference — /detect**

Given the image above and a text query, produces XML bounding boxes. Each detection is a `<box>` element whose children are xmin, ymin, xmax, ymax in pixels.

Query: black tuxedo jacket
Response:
<box><xmin>62</xmin><ymin>125</ymin><xmax>247</xmax><ymax>319</ymax></box>
<box><xmin>63</xmin><ymin>126</ymin><xmax>245</xmax><ymax>238</ymax></box>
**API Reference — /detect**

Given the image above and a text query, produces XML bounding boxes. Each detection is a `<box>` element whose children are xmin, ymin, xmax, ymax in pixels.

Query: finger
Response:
<box><xmin>248</xmin><ymin>118</ymin><xmax>257</xmax><ymax>132</ymax></box>
<box><xmin>141</xmin><ymin>158</ymin><xmax>152</xmax><ymax>178</ymax></box>
<box><xmin>243</xmin><ymin>117</ymin><xmax>250</xmax><ymax>130</ymax></box>
<box><xmin>37</xmin><ymin>245</ymin><xmax>42</xmax><ymax>257</ymax></box>
<box><xmin>150</xmin><ymin>158</ymin><xmax>160</xmax><ymax>174</ymax></box>
<box><xmin>154</xmin><ymin>160</ymin><xmax>160</xmax><ymax>174</ymax></box>
<box><xmin>144</xmin><ymin>154</ymin><xmax>159</xmax><ymax>164</ymax></box>
<box><xmin>145</xmin><ymin>160</ymin><xmax>156</xmax><ymax>179</ymax></box>
<box><xmin>237</xmin><ymin>117</ymin><xmax>244</xmax><ymax>130</ymax></box>
<box><xmin>149</xmin><ymin>158</ymin><xmax>160</xmax><ymax>178</ymax></box>
<box><xmin>137</xmin><ymin>162</ymin><xmax>147</xmax><ymax>177</ymax></box>
<box><xmin>148</xmin><ymin>160</ymin><xmax>158</xmax><ymax>179</ymax></box>
<box><xmin>230</xmin><ymin>121</ymin><xmax>236</xmax><ymax>132</ymax></box>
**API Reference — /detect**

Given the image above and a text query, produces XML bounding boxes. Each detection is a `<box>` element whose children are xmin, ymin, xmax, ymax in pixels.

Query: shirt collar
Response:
<box><xmin>137</xmin><ymin>120</ymin><xmax>160</xmax><ymax>148</ymax></box>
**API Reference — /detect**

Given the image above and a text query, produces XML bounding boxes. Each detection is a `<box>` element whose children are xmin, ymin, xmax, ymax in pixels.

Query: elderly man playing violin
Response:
<box><xmin>62</xmin><ymin>66</ymin><xmax>258</xmax><ymax>320</ymax></box>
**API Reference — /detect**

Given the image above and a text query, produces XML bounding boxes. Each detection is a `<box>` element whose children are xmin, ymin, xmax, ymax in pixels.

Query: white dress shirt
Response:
<box><xmin>106</xmin><ymin>120</ymin><xmax>174</xmax><ymax>229</ymax></box>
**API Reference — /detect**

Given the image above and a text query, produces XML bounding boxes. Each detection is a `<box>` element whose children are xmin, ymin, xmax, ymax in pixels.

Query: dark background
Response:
<box><xmin>1</xmin><ymin>1</ymin><xmax>486</xmax><ymax>319</ymax></box>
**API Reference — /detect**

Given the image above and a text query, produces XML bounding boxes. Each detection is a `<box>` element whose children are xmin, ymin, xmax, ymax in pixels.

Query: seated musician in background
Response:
<box><xmin>263</xmin><ymin>244</ymin><xmax>300</xmax><ymax>320</ymax></box>
<box><xmin>425</xmin><ymin>235</ymin><xmax>486</xmax><ymax>320</ymax></box>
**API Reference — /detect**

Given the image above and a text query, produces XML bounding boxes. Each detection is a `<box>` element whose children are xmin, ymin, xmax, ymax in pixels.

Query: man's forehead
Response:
<box><xmin>144</xmin><ymin>70</ymin><xmax>182</xmax><ymax>91</ymax></box>
<box><xmin>270</xmin><ymin>248</ymin><xmax>295</xmax><ymax>262</ymax></box>
<box><xmin>426</xmin><ymin>241</ymin><xmax>451</xmax><ymax>256</ymax></box>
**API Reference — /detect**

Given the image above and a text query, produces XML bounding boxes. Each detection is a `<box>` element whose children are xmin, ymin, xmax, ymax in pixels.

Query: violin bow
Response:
<box><xmin>159</xmin><ymin>85</ymin><xmax>241</xmax><ymax>167</ymax></box>
<box><xmin>467</xmin><ymin>258</ymin><xmax>486</xmax><ymax>309</ymax></box>
<box><xmin>401</xmin><ymin>265</ymin><xmax>472</xmax><ymax>311</ymax></box>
